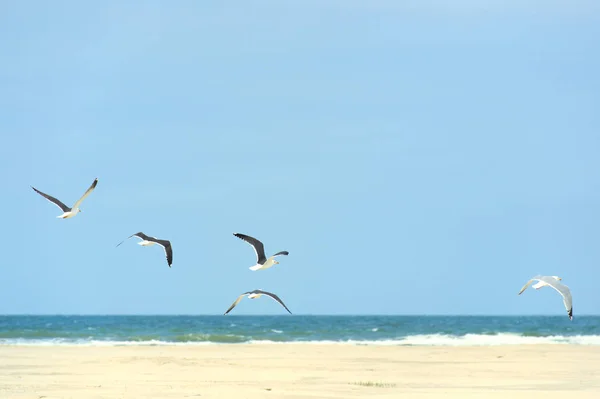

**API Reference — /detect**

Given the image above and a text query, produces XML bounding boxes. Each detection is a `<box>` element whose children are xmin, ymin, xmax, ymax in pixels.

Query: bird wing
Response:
<box><xmin>542</xmin><ymin>279</ymin><xmax>573</xmax><ymax>320</ymax></box>
<box><xmin>153</xmin><ymin>239</ymin><xmax>173</xmax><ymax>267</ymax></box>
<box><xmin>116</xmin><ymin>232</ymin><xmax>149</xmax><ymax>247</ymax></box>
<box><xmin>224</xmin><ymin>294</ymin><xmax>248</xmax><ymax>315</ymax></box>
<box><xmin>255</xmin><ymin>290</ymin><xmax>292</xmax><ymax>314</ymax></box>
<box><xmin>71</xmin><ymin>178</ymin><xmax>98</xmax><ymax>209</ymax></box>
<box><xmin>518</xmin><ymin>279</ymin><xmax>536</xmax><ymax>295</ymax></box>
<box><xmin>234</xmin><ymin>233</ymin><xmax>266</xmax><ymax>264</ymax></box>
<box><xmin>31</xmin><ymin>186</ymin><xmax>70</xmax><ymax>212</ymax></box>
<box><xmin>272</xmin><ymin>251</ymin><xmax>289</xmax><ymax>257</ymax></box>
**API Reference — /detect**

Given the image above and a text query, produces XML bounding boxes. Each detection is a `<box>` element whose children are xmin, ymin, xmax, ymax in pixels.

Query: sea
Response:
<box><xmin>0</xmin><ymin>315</ymin><xmax>599</xmax><ymax>346</ymax></box>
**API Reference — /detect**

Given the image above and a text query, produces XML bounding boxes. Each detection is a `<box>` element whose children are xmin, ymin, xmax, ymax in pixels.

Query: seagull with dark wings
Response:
<box><xmin>31</xmin><ymin>178</ymin><xmax>98</xmax><ymax>219</ymax></box>
<box><xmin>224</xmin><ymin>289</ymin><xmax>292</xmax><ymax>315</ymax></box>
<box><xmin>116</xmin><ymin>232</ymin><xmax>173</xmax><ymax>268</ymax></box>
<box><xmin>233</xmin><ymin>233</ymin><xmax>289</xmax><ymax>271</ymax></box>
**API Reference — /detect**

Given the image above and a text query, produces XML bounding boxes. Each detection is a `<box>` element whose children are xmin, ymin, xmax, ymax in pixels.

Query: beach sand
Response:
<box><xmin>0</xmin><ymin>344</ymin><xmax>599</xmax><ymax>398</ymax></box>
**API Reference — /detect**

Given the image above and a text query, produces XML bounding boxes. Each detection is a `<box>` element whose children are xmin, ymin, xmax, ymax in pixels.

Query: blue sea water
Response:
<box><xmin>0</xmin><ymin>315</ymin><xmax>599</xmax><ymax>346</ymax></box>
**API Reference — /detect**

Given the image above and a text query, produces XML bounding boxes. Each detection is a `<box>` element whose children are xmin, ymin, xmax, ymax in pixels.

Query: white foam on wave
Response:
<box><xmin>2</xmin><ymin>334</ymin><xmax>600</xmax><ymax>346</ymax></box>
<box><xmin>249</xmin><ymin>334</ymin><xmax>600</xmax><ymax>346</ymax></box>
<box><xmin>271</xmin><ymin>329</ymin><xmax>283</xmax><ymax>334</ymax></box>
<box><xmin>0</xmin><ymin>339</ymin><xmax>218</xmax><ymax>347</ymax></box>
<box><xmin>395</xmin><ymin>333</ymin><xmax>600</xmax><ymax>346</ymax></box>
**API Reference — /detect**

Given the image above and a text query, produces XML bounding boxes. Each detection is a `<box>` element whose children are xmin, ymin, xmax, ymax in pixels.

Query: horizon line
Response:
<box><xmin>0</xmin><ymin>313</ymin><xmax>597</xmax><ymax>317</ymax></box>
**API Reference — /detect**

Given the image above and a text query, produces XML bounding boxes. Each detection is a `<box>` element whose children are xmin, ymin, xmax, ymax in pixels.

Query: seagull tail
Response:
<box><xmin>249</xmin><ymin>264</ymin><xmax>262</xmax><ymax>271</ymax></box>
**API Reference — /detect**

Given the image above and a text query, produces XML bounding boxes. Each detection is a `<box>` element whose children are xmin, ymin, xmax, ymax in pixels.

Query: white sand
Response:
<box><xmin>1</xmin><ymin>344</ymin><xmax>599</xmax><ymax>398</ymax></box>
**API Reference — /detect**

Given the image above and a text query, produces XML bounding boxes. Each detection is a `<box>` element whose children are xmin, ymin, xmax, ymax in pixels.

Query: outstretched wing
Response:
<box><xmin>31</xmin><ymin>186</ymin><xmax>70</xmax><ymax>212</ymax></box>
<box><xmin>153</xmin><ymin>239</ymin><xmax>173</xmax><ymax>267</ymax></box>
<box><xmin>224</xmin><ymin>293</ymin><xmax>249</xmax><ymax>315</ymax></box>
<box><xmin>255</xmin><ymin>289</ymin><xmax>292</xmax><ymax>314</ymax></box>
<box><xmin>544</xmin><ymin>280</ymin><xmax>573</xmax><ymax>320</ymax></box>
<box><xmin>72</xmin><ymin>178</ymin><xmax>98</xmax><ymax>209</ymax></box>
<box><xmin>234</xmin><ymin>233</ymin><xmax>266</xmax><ymax>264</ymax></box>
<box><xmin>272</xmin><ymin>251</ymin><xmax>289</xmax><ymax>257</ymax></box>
<box><xmin>518</xmin><ymin>279</ymin><xmax>536</xmax><ymax>295</ymax></box>
<box><xmin>116</xmin><ymin>232</ymin><xmax>150</xmax><ymax>247</ymax></box>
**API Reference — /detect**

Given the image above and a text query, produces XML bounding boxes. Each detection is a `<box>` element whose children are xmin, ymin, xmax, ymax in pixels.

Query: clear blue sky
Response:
<box><xmin>0</xmin><ymin>1</ymin><xmax>598</xmax><ymax>315</ymax></box>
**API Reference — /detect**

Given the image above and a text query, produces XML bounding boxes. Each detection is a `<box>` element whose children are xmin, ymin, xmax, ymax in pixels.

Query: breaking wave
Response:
<box><xmin>2</xmin><ymin>333</ymin><xmax>600</xmax><ymax>346</ymax></box>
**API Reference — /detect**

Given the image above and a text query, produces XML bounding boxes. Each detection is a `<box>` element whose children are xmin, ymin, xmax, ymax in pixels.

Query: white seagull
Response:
<box><xmin>116</xmin><ymin>232</ymin><xmax>173</xmax><ymax>268</ymax></box>
<box><xmin>31</xmin><ymin>178</ymin><xmax>98</xmax><ymax>219</ymax></box>
<box><xmin>224</xmin><ymin>289</ymin><xmax>292</xmax><ymax>315</ymax></box>
<box><xmin>518</xmin><ymin>275</ymin><xmax>573</xmax><ymax>320</ymax></box>
<box><xmin>233</xmin><ymin>233</ymin><xmax>289</xmax><ymax>271</ymax></box>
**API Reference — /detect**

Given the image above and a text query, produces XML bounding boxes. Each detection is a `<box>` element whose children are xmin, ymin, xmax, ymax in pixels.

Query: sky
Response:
<box><xmin>0</xmin><ymin>1</ymin><xmax>598</xmax><ymax>316</ymax></box>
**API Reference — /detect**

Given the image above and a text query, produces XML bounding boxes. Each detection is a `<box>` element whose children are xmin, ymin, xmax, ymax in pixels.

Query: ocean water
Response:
<box><xmin>0</xmin><ymin>315</ymin><xmax>599</xmax><ymax>346</ymax></box>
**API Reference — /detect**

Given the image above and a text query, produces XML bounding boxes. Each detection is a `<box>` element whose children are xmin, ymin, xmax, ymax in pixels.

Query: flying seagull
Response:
<box><xmin>224</xmin><ymin>289</ymin><xmax>292</xmax><ymax>315</ymax></box>
<box><xmin>116</xmin><ymin>232</ymin><xmax>173</xmax><ymax>267</ymax></box>
<box><xmin>31</xmin><ymin>178</ymin><xmax>98</xmax><ymax>219</ymax></box>
<box><xmin>518</xmin><ymin>275</ymin><xmax>573</xmax><ymax>320</ymax></box>
<box><xmin>233</xmin><ymin>233</ymin><xmax>289</xmax><ymax>271</ymax></box>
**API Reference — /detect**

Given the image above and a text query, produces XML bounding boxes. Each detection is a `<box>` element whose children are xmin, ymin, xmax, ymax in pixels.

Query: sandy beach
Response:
<box><xmin>0</xmin><ymin>344</ymin><xmax>598</xmax><ymax>398</ymax></box>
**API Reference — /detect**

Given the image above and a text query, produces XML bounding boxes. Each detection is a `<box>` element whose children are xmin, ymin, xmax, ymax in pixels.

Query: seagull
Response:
<box><xmin>116</xmin><ymin>232</ymin><xmax>173</xmax><ymax>267</ymax></box>
<box><xmin>31</xmin><ymin>178</ymin><xmax>98</xmax><ymax>219</ymax></box>
<box><xmin>518</xmin><ymin>275</ymin><xmax>573</xmax><ymax>320</ymax></box>
<box><xmin>233</xmin><ymin>233</ymin><xmax>289</xmax><ymax>271</ymax></box>
<box><xmin>224</xmin><ymin>289</ymin><xmax>292</xmax><ymax>315</ymax></box>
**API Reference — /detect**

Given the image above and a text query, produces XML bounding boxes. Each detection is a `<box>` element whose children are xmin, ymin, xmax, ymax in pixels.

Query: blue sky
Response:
<box><xmin>0</xmin><ymin>1</ymin><xmax>598</xmax><ymax>315</ymax></box>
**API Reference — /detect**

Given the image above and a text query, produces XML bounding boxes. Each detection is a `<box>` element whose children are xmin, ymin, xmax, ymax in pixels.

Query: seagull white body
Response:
<box><xmin>233</xmin><ymin>233</ymin><xmax>289</xmax><ymax>271</ymax></box>
<box><xmin>31</xmin><ymin>178</ymin><xmax>98</xmax><ymax>219</ymax></box>
<box><xmin>59</xmin><ymin>211</ymin><xmax>77</xmax><ymax>219</ymax></box>
<box><xmin>518</xmin><ymin>275</ymin><xmax>573</xmax><ymax>320</ymax></box>
<box><xmin>250</xmin><ymin>257</ymin><xmax>278</xmax><ymax>271</ymax></box>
